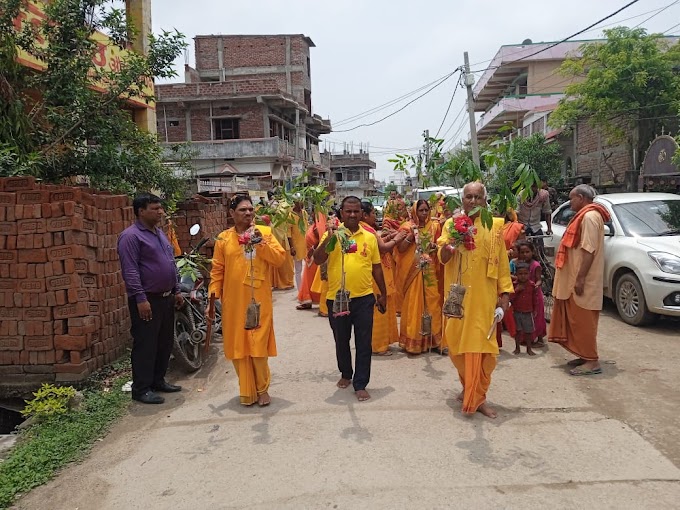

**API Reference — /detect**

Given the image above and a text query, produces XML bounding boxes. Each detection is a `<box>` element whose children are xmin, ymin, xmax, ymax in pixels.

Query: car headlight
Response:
<box><xmin>648</xmin><ymin>252</ymin><xmax>680</xmax><ymax>275</ymax></box>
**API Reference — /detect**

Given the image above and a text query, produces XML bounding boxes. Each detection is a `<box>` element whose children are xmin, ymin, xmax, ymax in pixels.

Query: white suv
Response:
<box><xmin>543</xmin><ymin>192</ymin><xmax>680</xmax><ymax>326</ymax></box>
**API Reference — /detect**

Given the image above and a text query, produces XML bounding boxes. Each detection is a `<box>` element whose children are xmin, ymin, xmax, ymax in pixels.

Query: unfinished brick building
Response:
<box><xmin>156</xmin><ymin>34</ymin><xmax>332</xmax><ymax>192</ymax></box>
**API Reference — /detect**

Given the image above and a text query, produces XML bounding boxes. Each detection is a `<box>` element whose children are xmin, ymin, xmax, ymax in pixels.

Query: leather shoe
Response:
<box><xmin>132</xmin><ymin>390</ymin><xmax>165</xmax><ymax>404</ymax></box>
<box><xmin>153</xmin><ymin>380</ymin><xmax>182</xmax><ymax>393</ymax></box>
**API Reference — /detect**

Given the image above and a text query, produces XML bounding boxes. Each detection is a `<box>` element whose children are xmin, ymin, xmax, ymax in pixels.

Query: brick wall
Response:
<box><xmin>194</xmin><ymin>35</ymin><xmax>310</xmax><ymax>71</ymax></box>
<box><xmin>156</xmin><ymin>80</ymin><xmax>284</xmax><ymax>102</ymax></box>
<box><xmin>576</xmin><ymin>119</ymin><xmax>634</xmax><ymax>187</ymax></box>
<box><xmin>172</xmin><ymin>195</ymin><xmax>233</xmax><ymax>259</ymax></box>
<box><xmin>221</xmin><ymin>35</ymin><xmax>288</xmax><ymax>69</ymax></box>
<box><xmin>0</xmin><ymin>177</ymin><xmax>132</xmax><ymax>397</ymax></box>
<box><xmin>192</xmin><ymin>34</ymin><xmax>312</xmax><ymax>104</ymax></box>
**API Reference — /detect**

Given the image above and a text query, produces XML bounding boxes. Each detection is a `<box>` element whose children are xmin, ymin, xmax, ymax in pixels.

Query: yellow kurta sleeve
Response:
<box><xmin>256</xmin><ymin>226</ymin><xmax>286</xmax><ymax>268</ymax></box>
<box><xmin>496</xmin><ymin>238</ymin><xmax>514</xmax><ymax>295</ymax></box>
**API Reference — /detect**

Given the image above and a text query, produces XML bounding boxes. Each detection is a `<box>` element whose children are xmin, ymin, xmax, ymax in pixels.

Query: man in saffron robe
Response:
<box><xmin>438</xmin><ymin>182</ymin><xmax>512</xmax><ymax>418</ymax></box>
<box><xmin>549</xmin><ymin>184</ymin><xmax>608</xmax><ymax>376</ymax></box>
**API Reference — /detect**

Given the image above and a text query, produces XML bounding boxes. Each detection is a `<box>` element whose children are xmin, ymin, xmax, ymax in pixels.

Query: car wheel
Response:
<box><xmin>614</xmin><ymin>273</ymin><xmax>655</xmax><ymax>326</ymax></box>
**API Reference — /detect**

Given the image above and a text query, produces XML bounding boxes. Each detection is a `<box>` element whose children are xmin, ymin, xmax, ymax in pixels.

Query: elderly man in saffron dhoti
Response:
<box><xmin>438</xmin><ymin>182</ymin><xmax>512</xmax><ymax>419</ymax></box>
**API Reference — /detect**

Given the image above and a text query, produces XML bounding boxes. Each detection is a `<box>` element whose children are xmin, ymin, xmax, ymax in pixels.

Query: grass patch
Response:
<box><xmin>0</xmin><ymin>358</ymin><xmax>132</xmax><ymax>509</ymax></box>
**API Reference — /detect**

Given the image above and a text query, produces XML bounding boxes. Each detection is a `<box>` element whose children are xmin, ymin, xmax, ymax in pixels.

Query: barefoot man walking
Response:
<box><xmin>438</xmin><ymin>182</ymin><xmax>513</xmax><ymax>418</ymax></box>
<box><xmin>314</xmin><ymin>196</ymin><xmax>387</xmax><ymax>402</ymax></box>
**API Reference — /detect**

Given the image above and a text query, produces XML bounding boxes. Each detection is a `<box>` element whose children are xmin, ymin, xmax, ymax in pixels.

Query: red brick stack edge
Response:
<box><xmin>0</xmin><ymin>176</ymin><xmax>134</xmax><ymax>395</ymax></box>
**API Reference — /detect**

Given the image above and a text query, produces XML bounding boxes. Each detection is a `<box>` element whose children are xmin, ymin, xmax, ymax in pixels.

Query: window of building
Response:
<box><xmin>304</xmin><ymin>89</ymin><xmax>311</xmax><ymax>113</ymax></box>
<box><xmin>346</xmin><ymin>170</ymin><xmax>361</xmax><ymax>181</ymax></box>
<box><xmin>213</xmin><ymin>118</ymin><xmax>240</xmax><ymax>140</ymax></box>
<box><xmin>269</xmin><ymin>120</ymin><xmax>293</xmax><ymax>142</ymax></box>
<box><xmin>307</xmin><ymin>56</ymin><xmax>311</xmax><ymax>77</ymax></box>
<box><xmin>335</xmin><ymin>172</ymin><xmax>343</xmax><ymax>181</ymax></box>
<box><xmin>168</xmin><ymin>120</ymin><xmax>179</xmax><ymax>127</ymax></box>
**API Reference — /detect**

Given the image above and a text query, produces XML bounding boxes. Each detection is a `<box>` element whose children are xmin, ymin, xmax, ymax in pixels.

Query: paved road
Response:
<box><xmin>17</xmin><ymin>292</ymin><xmax>680</xmax><ymax>509</ymax></box>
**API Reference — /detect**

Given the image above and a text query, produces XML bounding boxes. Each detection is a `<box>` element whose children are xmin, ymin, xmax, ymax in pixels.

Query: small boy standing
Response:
<box><xmin>511</xmin><ymin>262</ymin><xmax>539</xmax><ymax>356</ymax></box>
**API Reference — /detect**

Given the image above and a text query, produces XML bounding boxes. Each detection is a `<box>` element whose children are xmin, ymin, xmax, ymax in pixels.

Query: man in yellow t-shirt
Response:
<box><xmin>314</xmin><ymin>196</ymin><xmax>386</xmax><ymax>402</ymax></box>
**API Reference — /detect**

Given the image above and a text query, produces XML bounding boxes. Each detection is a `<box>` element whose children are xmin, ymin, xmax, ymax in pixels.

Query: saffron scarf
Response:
<box><xmin>555</xmin><ymin>203</ymin><xmax>610</xmax><ymax>269</ymax></box>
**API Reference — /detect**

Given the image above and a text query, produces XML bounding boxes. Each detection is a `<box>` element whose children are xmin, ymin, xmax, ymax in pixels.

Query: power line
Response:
<box><xmin>333</xmin><ymin>69</ymin><xmax>462</xmax><ymax>133</ymax></box>
<box><xmin>333</xmin><ymin>70</ymin><xmax>460</xmax><ymax>127</ymax></box>
<box><xmin>470</xmin><ymin>0</ymin><xmax>641</xmax><ymax>74</ymax></box>
<box><xmin>435</xmin><ymin>74</ymin><xmax>463</xmax><ymax>138</ymax></box>
<box><xmin>468</xmin><ymin>4</ymin><xmax>680</xmax><ymax>75</ymax></box>
<box><xmin>440</xmin><ymin>104</ymin><xmax>467</xmax><ymax>140</ymax></box>
<box><xmin>663</xmin><ymin>21</ymin><xmax>680</xmax><ymax>33</ymax></box>
<box><xmin>633</xmin><ymin>0</ymin><xmax>680</xmax><ymax>28</ymax></box>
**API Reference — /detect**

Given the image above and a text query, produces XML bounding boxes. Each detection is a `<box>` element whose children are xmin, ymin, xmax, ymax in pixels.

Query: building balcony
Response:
<box><xmin>162</xmin><ymin>137</ymin><xmax>302</xmax><ymax>161</ymax></box>
<box><xmin>476</xmin><ymin>94</ymin><xmax>563</xmax><ymax>141</ymax></box>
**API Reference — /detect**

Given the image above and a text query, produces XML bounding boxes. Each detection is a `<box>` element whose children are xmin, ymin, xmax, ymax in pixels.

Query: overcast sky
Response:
<box><xmin>152</xmin><ymin>0</ymin><xmax>679</xmax><ymax>179</ymax></box>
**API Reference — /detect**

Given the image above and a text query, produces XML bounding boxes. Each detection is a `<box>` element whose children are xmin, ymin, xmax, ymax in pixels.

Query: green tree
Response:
<box><xmin>486</xmin><ymin>133</ymin><xmax>562</xmax><ymax>196</ymax></box>
<box><xmin>0</xmin><ymin>0</ymin><xmax>189</xmax><ymax>202</ymax></box>
<box><xmin>384</xmin><ymin>182</ymin><xmax>397</xmax><ymax>195</ymax></box>
<box><xmin>550</xmin><ymin>27</ymin><xmax>680</xmax><ymax>158</ymax></box>
<box><xmin>391</xmin><ymin>134</ymin><xmax>541</xmax><ymax>229</ymax></box>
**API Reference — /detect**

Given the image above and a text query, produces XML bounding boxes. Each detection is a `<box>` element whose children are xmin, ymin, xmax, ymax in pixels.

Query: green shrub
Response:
<box><xmin>21</xmin><ymin>384</ymin><xmax>77</xmax><ymax>420</ymax></box>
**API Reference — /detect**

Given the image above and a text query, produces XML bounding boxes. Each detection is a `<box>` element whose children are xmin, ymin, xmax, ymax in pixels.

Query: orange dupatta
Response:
<box><xmin>555</xmin><ymin>203</ymin><xmax>610</xmax><ymax>269</ymax></box>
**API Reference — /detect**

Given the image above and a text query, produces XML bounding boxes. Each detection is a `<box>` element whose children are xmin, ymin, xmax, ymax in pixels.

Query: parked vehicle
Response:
<box><xmin>542</xmin><ymin>193</ymin><xmax>680</xmax><ymax>326</ymax></box>
<box><xmin>412</xmin><ymin>186</ymin><xmax>464</xmax><ymax>202</ymax></box>
<box><xmin>173</xmin><ymin>224</ymin><xmax>221</xmax><ymax>372</ymax></box>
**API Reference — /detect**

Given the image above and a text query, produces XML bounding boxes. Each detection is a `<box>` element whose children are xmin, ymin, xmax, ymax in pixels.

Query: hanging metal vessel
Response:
<box><xmin>443</xmin><ymin>283</ymin><xmax>466</xmax><ymax>319</ymax></box>
<box><xmin>244</xmin><ymin>299</ymin><xmax>261</xmax><ymax>330</ymax></box>
<box><xmin>419</xmin><ymin>312</ymin><xmax>432</xmax><ymax>337</ymax></box>
<box><xmin>332</xmin><ymin>289</ymin><xmax>351</xmax><ymax>317</ymax></box>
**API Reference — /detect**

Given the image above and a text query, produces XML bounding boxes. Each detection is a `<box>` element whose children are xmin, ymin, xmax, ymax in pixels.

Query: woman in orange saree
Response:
<box><xmin>296</xmin><ymin>222</ymin><xmax>321</xmax><ymax>309</ymax></box>
<box><xmin>360</xmin><ymin>201</ymin><xmax>405</xmax><ymax>355</ymax></box>
<box><xmin>396</xmin><ymin>200</ymin><xmax>443</xmax><ymax>354</ymax></box>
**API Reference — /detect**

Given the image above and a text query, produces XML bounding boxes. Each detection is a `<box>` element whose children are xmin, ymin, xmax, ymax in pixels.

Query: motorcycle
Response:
<box><xmin>172</xmin><ymin>224</ymin><xmax>222</xmax><ymax>372</ymax></box>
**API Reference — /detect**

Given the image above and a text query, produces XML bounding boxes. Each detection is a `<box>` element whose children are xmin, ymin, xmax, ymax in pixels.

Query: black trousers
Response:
<box><xmin>128</xmin><ymin>294</ymin><xmax>175</xmax><ymax>397</ymax></box>
<box><xmin>327</xmin><ymin>294</ymin><xmax>375</xmax><ymax>391</ymax></box>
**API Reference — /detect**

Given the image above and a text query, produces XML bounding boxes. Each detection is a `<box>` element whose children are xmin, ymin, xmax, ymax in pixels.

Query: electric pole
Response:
<box><xmin>464</xmin><ymin>52</ymin><xmax>480</xmax><ymax>168</ymax></box>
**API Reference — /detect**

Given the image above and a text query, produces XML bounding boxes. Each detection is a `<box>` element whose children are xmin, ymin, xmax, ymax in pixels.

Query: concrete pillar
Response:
<box><xmin>126</xmin><ymin>0</ymin><xmax>156</xmax><ymax>133</ymax></box>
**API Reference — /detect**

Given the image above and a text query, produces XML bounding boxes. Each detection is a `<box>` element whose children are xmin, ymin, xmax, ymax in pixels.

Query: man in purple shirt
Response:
<box><xmin>118</xmin><ymin>193</ymin><xmax>184</xmax><ymax>404</ymax></box>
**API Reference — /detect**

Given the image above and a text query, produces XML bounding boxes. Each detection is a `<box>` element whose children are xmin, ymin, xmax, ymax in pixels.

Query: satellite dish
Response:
<box><xmin>189</xmin><ymin>224</ymin><xmax>201</xmax><ymax>236</ymax></box>
<box><xmin>522</xmin><ymin>39</ymin><xmax>533</xmax><ymax>45</ymax></box>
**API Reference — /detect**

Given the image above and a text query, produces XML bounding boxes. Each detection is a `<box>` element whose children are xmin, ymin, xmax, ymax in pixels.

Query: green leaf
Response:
<box><xmin>325</xmin><ymin>235</ymin><xmax>338</xmax><ymax>253</ymax></box>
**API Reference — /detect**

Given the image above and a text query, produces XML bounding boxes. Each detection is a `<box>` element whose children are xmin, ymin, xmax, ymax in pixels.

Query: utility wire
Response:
<box><xmin>333</xmin><ymin>70</ymin><xmax>460</xmax><ymax>127</ymax></box>
<box><xmin>470</xmin><ymin>0</ymin><xmax>641</xmax><ymax>74</ymax></box>
<box><xmin>633</xmin><ymin>0</ymin><xmax>680</xmax><ymax>28</ymax></box>
<box><xmin>435</xmin><ymin>74</ymin><xmax>463</xmax><ymax>138</ymax></box>
<box><xmin>663</xmin><ymin>21</ymin><xmax>680</xmax><ymax>33</ymax></box>
<box><xmin>333</xmin><ymin>69</ymin><xmax>462</xmax><ymax>133</ymax></box>
<box><xmin>467</xmin><ymin>5</ymin><xmax>679</xmax><ymax>74</ymax></box>
<box><xmin>440</xmin><ymin>104</ymin><xmax>467</xmax><ymax>140</ymax></box>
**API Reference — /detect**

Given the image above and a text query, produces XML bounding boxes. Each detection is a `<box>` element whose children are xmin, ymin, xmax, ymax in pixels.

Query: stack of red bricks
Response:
<box><xmin>0</xmin><ymin>176</ymin><xmax>133</xmax><ymax>393</ymax></box>
<box><xmin>172</xmin><ymin>195</ymin><xmax>233</xmax><ymax>259</ymax></box>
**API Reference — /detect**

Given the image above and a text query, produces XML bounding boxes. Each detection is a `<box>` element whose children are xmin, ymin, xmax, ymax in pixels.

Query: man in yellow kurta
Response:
<box><xmin>438</xmin><ymin>182</ymin><xmax>513</xmax><ymax>418</ymax></box>
<box><xmin>314</xmin><ymin>197</ymin><xmax>387</xmax><ymax>402</ymax></box>
<box><xmin>208</xmin><ymin>196</ymin><xmax>286</xmax><ymax>406</ymax></box>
